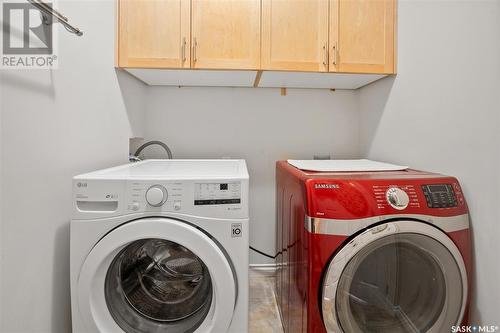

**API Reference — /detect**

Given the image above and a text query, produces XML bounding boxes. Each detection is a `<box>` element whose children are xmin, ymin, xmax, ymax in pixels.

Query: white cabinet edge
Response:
<box><xmin>259</xmin><ymin>71</ymin><xmax>387</xmax><ymax>90</ymax></box>
<box><xmin>123</xmin><ymin>68</ymin><xmax>389</xmax><ymax>90</ymax></box>
<box><xmin>124</xmin><ymin>68</ymin><xmax>257</xmax><ymax>87</ymax></box>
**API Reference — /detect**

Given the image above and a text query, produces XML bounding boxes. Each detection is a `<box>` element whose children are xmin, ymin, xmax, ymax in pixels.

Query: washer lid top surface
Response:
<box><xmin>74</xmin><ymin>159</ymin><xmax>249</xmax><ymax>180</ymax></box>
<box><xmin>77</xmin><ymin>217</ymin><xmax>236</xmax><ymax>333</ymax></box>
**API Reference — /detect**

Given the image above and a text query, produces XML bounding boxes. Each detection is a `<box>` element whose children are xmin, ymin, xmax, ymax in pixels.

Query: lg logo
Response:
<box><xmin>76</xmin><ymin>182</ymin><xmax>87</xmax><ymax>188</ymax></box>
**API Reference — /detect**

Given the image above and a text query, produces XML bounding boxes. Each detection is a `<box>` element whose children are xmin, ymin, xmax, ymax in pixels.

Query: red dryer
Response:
<box><xmin>276</xmin><ymin>161</ymin><xmax>471</xmax><ymax>333</ymax></box>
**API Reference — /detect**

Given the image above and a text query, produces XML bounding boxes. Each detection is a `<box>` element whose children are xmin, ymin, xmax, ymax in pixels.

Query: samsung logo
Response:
<box><xmin>314</xmin><ymin>184</ymin><xmax>340</xmax><ymax>189</ymax></box>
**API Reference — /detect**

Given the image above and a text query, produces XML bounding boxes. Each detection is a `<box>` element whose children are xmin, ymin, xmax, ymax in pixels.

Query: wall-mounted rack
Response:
<box><xmin>28</xmin><ymin>0</ymin><xmax>83</xmax><ymax>36</ymax></box>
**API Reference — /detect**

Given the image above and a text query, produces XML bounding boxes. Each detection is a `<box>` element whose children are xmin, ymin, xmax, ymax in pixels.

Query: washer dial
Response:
<box><xmin>146</xmin><ymin>185</ymin><xmax>168</xmax><ymax>207</ymax></box>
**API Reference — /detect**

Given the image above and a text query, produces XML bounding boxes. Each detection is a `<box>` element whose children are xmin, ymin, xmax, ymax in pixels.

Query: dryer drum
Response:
<box><xmin>337</xmin><ymin>235</ymin><xmax>449</xmax><ymax>332</ymax></box>
<box><xmin>323</xmin><ymin>226</ymin><xmax>466</xmax><ymax>333</ymax></box>
<box><xmin>105</xmin><ymin>238</ymin><xmax>213</xmax><ymax>333</ymax></box>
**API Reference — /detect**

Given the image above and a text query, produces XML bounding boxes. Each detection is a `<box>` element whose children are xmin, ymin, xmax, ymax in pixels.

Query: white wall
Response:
<box><xmin>2</xmin><ymin>0</ymin><xmax>499</xmax><ymax>330</ymax></box>
<box><xmin>358</xmin><ymin>0</ymin><xmax>500</xmax><ymax>325</ymax></box>
<box><xmin>143</xmin><ymin>87</ymin><xmax>360</xmax><ymax>264</ymax></box>
<box><xmin>0</xmin><ymin>1</ymin><xmax>146</xmax><ymax>331</ymax></box>
<box><xmin>0</xmin><ymin>68</ymin><xmax>3</xmax><ymax>330</ymax></box>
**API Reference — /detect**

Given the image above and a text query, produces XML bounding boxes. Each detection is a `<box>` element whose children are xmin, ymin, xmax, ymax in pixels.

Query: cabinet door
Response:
<box><xmin>191</xmin><ymin>0</ymin><xmax>261</xmax><ymax>70</ymax></box>
<box><xmin>118</xmin><ymin>0</ymin><xmax>190</xmax><ymax>68</ymax></box>
<box><xmin>330</xmin><ymin>0</ymin><xmax>396</xmax><ymax>74</ymax></box>
<box><xmin>262</xmin><ymin>0</ymin><xmax>329</xmax><ymax>72</ymax></box>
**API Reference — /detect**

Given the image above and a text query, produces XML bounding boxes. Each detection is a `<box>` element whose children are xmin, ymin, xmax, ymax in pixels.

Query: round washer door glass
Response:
<box><xmin>322</xmin><ymin>222</ymin><xmax>467</xmax><ymax>333</ymax></box>
<box><xmin>105</xmin><ymin>238</ymin><xmax>212</xmax><ymax>333</ymax></box>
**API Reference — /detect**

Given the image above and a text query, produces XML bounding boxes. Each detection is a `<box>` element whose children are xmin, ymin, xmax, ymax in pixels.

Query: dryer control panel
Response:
<box><xmin>422</xmin><ymin>184</ymin><xmax>457</xmax><ymax>208</ymax></box>
<box><xmin>304</xmin><ymin>178</ymin><xmax>467</xmax><ymax>219</ymax></box>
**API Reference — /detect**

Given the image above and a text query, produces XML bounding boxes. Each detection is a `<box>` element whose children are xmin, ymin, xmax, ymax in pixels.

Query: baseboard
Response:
<box><xmin>249</xmin><ymin>263</ymin><xmax>277</xmax><ymax>271</ymax></box>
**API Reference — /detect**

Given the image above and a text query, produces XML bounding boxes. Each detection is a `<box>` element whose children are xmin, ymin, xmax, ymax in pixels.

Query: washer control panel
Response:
<box><xmin>422</xmin><ymin>184</ymin><xmax>457</xmax><ymax>208</ymax></box>
<box><xmin>194</xmin><ymin>182</ymin><xmax>241</xmax><ymax>205</ymax></box>
<box><xmin>73</xmin><ymin>174</ymin><xmax>248</xmax><ymax>220</ymax></box>
<box><xmin>127</xmin><ymin>182</ymin><xmax>183</xmax><ymax>212</ymax></box>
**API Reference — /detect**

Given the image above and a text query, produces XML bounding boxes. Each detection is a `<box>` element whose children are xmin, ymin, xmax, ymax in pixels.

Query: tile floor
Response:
<box><xmin>249</xmin><ymin>267</ymin><xmax>283</xmax><ymax>333</ymax></box>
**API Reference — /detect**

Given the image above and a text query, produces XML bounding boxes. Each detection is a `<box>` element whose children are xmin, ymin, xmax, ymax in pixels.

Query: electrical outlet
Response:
<box><xmin>129</xmin><ymin>137</ymin><xmax>144</xmax><ymax>156</ymax></box>
<box><xmin>313</xmin><ymin>154</ymin><xmax>331</xmax><ymax>160</ymax></box>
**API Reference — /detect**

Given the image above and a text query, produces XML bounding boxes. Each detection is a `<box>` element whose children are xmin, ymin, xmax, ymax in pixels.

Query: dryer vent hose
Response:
<box><xmin>250</xmin><ymin>246</ymin><xmax>279</xmax><ymax>259</ymax></box>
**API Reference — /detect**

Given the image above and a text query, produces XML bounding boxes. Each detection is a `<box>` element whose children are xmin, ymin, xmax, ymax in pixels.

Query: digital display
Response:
<box><xmin>194</xmin><ymin>199</ymin><xmax>241</xmax><ymax>205</ymax></box>
<box><xmin>428</xmin><ymin>185</ymin><xmax>447</xmax><ymax>193</ymax></box>
<box><xmin>194</xmin><ymin>182</ymin><xmax>241</xmax><ymax>206</ymax></box>
<box><xmin>422</xmin><ymin>184</ymin><xmax>457</xmax><ymax>208</ymax></box>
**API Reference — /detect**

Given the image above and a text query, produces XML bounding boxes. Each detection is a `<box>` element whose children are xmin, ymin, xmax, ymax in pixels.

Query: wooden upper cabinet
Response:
<box><xmin>262</xmin><ymin>0</ymin><xmax>329</xmax><ymax>72</ymax></box>
<box><xmin>118</xmin><ymin>0</ymin><xmax>190</xmax><ymax>68</ymax></box>
<box><xmin>330</xmin><ymin>0</ymin><xmax>396</xmax><ymax>74</ymax></box>
<box><xmin>191</xmin><ymin>0</ymin><xmax>261</xmax><ymax>70</ymax></box>
<box><xmin>117</xmin><ymin>0</ymin><xmax>397</xmax><ymax>76</ymax></box>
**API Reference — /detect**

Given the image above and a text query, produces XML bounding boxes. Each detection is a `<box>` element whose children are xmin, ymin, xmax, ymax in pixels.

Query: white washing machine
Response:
<box><xmin>70</xmin><ymin>159</ymin><xmax>249</xmax><ymax>333</ymax></box>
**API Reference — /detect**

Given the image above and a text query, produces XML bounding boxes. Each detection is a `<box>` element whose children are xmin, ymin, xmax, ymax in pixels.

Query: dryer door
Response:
<box><xmin>77</xmin><ymin>217</ymin><xmax>236</xmax><ymax>333</ymax></box>
<box><xmin>322</xmin><ymin>221</ymin><xmax>467</xmax><ymax>333</ymax></box>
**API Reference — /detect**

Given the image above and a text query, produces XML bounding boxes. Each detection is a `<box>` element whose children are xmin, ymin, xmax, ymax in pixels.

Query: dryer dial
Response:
<box><xmin>386</xmin><ymin>187</ymin><xmax>410</xmax><ymax>210</ymax></box>
<box><xmin>146</xmin><ymin>185</ymin><xmax>168</xmax><ymax>207</ymax></box>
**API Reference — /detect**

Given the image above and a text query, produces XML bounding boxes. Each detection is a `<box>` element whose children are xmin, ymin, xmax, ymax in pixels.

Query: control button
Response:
<box><xmin>131</xmin><ymin>202</ymin><xmax>140</xmax><ymax>211</ymax></box>
<box><xmin>173</xmin><ymin>200</ymin><xmax>181</xmax><ymax>211</ymax></box>
<box><xmin>146</xmin><ymin>185</ymin><xmax>168</xmax><ymax>207</ymax></box>
<box><xmin>386</xmin><ymin>187</ymin><xmax>410</xmax><ymax>210</ymax></box>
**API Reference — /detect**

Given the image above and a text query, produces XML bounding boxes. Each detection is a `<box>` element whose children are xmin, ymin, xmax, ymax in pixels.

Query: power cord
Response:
<box><xmin>250</xmin><ymin>246</ymin><xmax>279</xmax><ymax>259</ymax></box>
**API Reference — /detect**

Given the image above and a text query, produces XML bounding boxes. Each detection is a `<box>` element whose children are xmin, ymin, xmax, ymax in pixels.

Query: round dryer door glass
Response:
<box><xmin>105</xmin><ymin>238</ymin><xmax>213</xmax><ymax>333</ymax></box>
<box><xmin>323</xmin><ymin>225</ymin><xmax>467</xmax><ymax>333</ymax></box>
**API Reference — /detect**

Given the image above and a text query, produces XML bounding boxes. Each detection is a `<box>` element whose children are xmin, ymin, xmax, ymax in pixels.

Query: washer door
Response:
<box><xmin>322</xmin><ymin>221</ymin><xmax>468</xmax><ymax>333</ymax></box>
<box><xmin>78</xmin><ymin>217</ymin><xmax>236</xmax><ymax>333</ymax></box>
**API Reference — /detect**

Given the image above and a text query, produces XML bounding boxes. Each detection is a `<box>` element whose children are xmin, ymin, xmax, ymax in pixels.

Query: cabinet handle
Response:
<box><xmin>322</xmin><ymin>44</ymin><xmax>328</xmax><ymax>66</ymax></box>
<box><xmin>193</xmin><ymin>37</ymin><xmax>197</xmax><ymax>63</ymax></box>
<box><xmin>332</xmin><ymin>42</ymin><xmax>338</xmax><ymax>66</ymax></box>
<box><xmin>181</xmin><ymin>37</ymin><xmax>187</xmax><ymax>63</ymax></box>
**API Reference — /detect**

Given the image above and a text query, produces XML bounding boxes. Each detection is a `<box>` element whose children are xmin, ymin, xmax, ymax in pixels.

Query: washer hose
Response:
<box><xmin>134</xmin><ymin>140</ymin><xmax>173</xmax><ymax>160</ymax></box>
